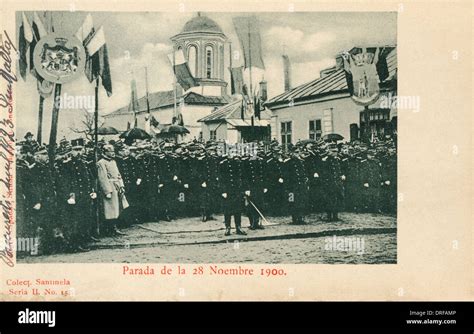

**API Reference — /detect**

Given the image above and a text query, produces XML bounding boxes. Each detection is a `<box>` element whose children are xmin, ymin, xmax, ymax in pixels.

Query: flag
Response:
<box><xmin>254</xmin><ymin>94</ymin><xmax>261</xmax><ymax>120</ymax></box>
<box><xmin>75</xmin><ymin>14</ymin><xmax>97</xmax><ymax>82</ymax></box>
<box><xmin>30</xmin><ymin>12</ymin><xmax>47</xmax><ymax>64</ymax></box>
<box><xmin>85</xmin><ymin>26</ymin><xmax>113</xmax><ymax>96</ymax></box>
<box><xmin>86</xmin><ymin>26</ymin><xmax>105</xmax><ymax>56</ymax></box>
<box><xmin>229</xmin><ymin>66</ymin><xmax>244</xmax><ymax>95</ymax></box>
<box><xmin>21</xmin><ymin>12</ymin><xmax>53</xmax><ymax>95</ymax></box>
<box><xmin>29</xmin><ymin>12</ymin><xmax>47</xmax><ymax>74</ymax></box>
<box><xmin>282</xmin><ymin>54</ymin><xmax>291</xmax><ymax>91</ymax></box>
<box><xmin>167</xmin><ymin>49</ymin><xmax>198</xmax><ymax>91</ymax></box>
<box><xmin>18</xmin><ymin>12</ymin><xmax>33</xmax><ymax>81</ymax></box>
<box><xmin>75</xmin><ymin>14</ymin><xmax>94</xmax><ymax>43</ymax></box>
<box><xmin>99</xmin><ymin>44</ymin><xmax>112</xmax><ymax>96</ymax></box>
<box><xmin>32</xmin><ymin>12</ymin><xmax>47</xmax><ymax>38</ymax></box>
<box><xmin>128</xmin><ymin>79</ymin><xmax>139</xmax><ymax>113</ymax></box>
<box><xmin>85</xmin><ymin>26</ymin><xmax>105</xmax><ymax>83</ymax></box>
<box><xmin>232</xmin><ymin>16</ymin><xmax>265</xmax><ymax>70</ymax></box>
<box><xmin>177</xmin><ymin>113</ymin><xmax>184</xmax><ymax>126</ymax></box>
<box><xmin>376</xmin><ymin>47</ymin><xmax>390</xmax><ymax>82</ymax></box>
<box><xmin>150</xmin><ymin>115</ymin><xmax>159</xmax><ymax>127</ymax></box>
<box><xmin>242</xmin><ymin>83</ymin><xmax>249</xmax><ymax>98</ymax></box>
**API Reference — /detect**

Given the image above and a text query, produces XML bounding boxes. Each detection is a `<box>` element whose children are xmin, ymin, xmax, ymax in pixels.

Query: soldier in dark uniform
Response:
<box><xmin>22</xmin><ymin>132</ymin><xmax>39</xmax><ymax>155</ymax></box>
<box><xmin>156</xmin><ymin>153</ymin><xmax>178</xmax><ymax>221</ymax></box>
<box><xmin>55</xmin><ymin>146</ymin><xmax>96</xmax><ymax>251</ymax></box>
<box><xmin>194</xmin><ymin>152</ymin><xmax>215</xmax><ymax>221</ymax></box>
<box><xmin>282</xmin><ymin>153</ymin><xmax>308</xmax><ymax>224</ymax></box>
<box><xmin>379</xmin><ymin>152</ymin><xmax>397</xmax><ymax>214</ymax></box>
<box><xmin>359</xmin><ymin>151</ymin><xmax>381</xmax><ymax>213</ymax></box>
<box><xmin>29</xmin><ymin>147</ymin><xmax>62</xmax><ymax>254</ymax></box>
<box><xmin>242</xmin><ymin>156</ymin><xmax>267</xmax><ymax>230</ymax></box>
<box><xmin>141</xmin><ymin>151</ymin><xmax>160</xmax><ymax>221</ymax></box>
<box><xmin>341</xmin><ymin>153</ymin><xmax>359</xmax><ymax>212</ymax></box>
<box><xmin>264</xmin><ymin>152</ymin><xmax>285</xmax><ymax>216</ymax></box>
<box><xmin>219</xmin><ymin>156</ymin><xmax>247</xmax><ymax>236</ymax></box>
<box><xmin>323</xmin><ymin>144</ymin><xmax>344</xmax><ymax>221</ymax></box>
<box><xmin>177</xmin><ymin>152</ymin><xmax>196</xmax><ymax>217</ymax></box>
<box><xmin>305</xmin><ymin>151</ymin><xmax>325</xmax><ymax>214</ymax></box>
<box><xmin>116</xmin><ymin>146</ymin><xmax>144</xmax><ymax>224</ymax></box>
<box><xmin>16</xmin><ymin>153</ymin><xmax>34</xmax><ymax>240</ymax></box>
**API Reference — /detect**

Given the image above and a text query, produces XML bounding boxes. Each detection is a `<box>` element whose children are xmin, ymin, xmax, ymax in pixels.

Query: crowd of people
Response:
<box><xmin>16</xmin><ymin>131</ymin><xmax>397</xmax><ymax>254</ymax></box>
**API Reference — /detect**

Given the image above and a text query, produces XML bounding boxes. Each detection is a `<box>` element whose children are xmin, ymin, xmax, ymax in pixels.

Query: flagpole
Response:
<box><xmin>37</xmin><ymin>95</ymin><xmax>44</xmax><ymax>144</ymax></box>
<box><xmin>247</xmin><ymin>18</ymin><xmax>255</xmax><ymax>138</ymax></box>
<box><xmin>37</xmin><ymin>11</ymin><xmax>53</xmax><ymax>146</ymax></box>
<box><xmin>229</xmin><ymin>41</ymin><xmax>233</xmax><ymax>72</ymax></box>
<box><xmin>94</xmin><ymin>76</ymin><xmax>100</xmax><ymax>236</ymax></box>
<box><xmin>145</xmin><ymin>66</ymin><xmax>150</xmax><ymax>115</ymax></box>
<box><xmin>131</xmin><ymin>70</ymin><xmax>137</xmax><ymax>127</ymax></box>
<box><xmin>173</xmin><ymin>48</ymin><xmax>177</xmax><ymax>123</ymax></box>
<box><xmin>48</xmin><ymin>83</ymin><xmax>62</xmax><ymax>164</ymax></box>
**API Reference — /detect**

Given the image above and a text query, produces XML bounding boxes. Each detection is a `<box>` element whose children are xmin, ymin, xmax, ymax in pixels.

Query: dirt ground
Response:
<box><xmin>19</xmin><ymin>212</ymin><xmax>396</xmax><ymax>264</ymax></box>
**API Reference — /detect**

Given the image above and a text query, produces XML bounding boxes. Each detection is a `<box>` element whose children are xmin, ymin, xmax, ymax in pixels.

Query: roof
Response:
<box><xmin>227</xmin><ymin>119</ymin><xmax>270</xmax><ymax>127</ymax></box>
<box><xmin>198</xmin><ymin>98</ymin><xmax>271</xmax><ymax>123</ymax></box>
<box><xmin>180</xmin><ymin>15</ymin><xmax>224</xmax><ymax>35</ymax></box>
<box><xmin>105</xmin><ymin>91</ymin><xmax>230</xmax><ymax>118</ymax></box>
<box><xmin>266</xmin><ymin>47</ymin><xmax>397</xmax><ymax>109</ymax></box>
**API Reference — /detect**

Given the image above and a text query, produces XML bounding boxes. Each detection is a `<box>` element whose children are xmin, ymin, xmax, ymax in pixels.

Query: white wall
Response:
<box><xmin>201</xmin><ymin>122</ymin><xmax>227</xmax><ymax>141</ymax></box>
<box><xmin>271</xmin><ymin>93</ymin><xmax>396</xmax><ymax>143</ymax></box>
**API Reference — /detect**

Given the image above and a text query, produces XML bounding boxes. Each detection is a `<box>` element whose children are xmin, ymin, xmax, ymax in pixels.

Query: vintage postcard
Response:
<box><xmin>0</xmin><ymin>0</ymin><xmax>472</xmax><ymax>301</ymax></box>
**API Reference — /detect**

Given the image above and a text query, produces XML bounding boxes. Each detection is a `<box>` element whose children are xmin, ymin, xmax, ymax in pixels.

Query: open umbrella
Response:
<box><xmin>160</xmin><ymin>125</ymin><xmax>190</xmax><ymax>135</ymax></box>
<box><xmin>323</xmin><ymin>133</ymin><xmax>344</xmax><ymax>142</ymax></box>
<box><xmin>97</xmin><ymin>126</ymin><xmax>119</xmax><ymax>135</ymax></box>
<box><xmin>296</xmin><ymin>139</ymin><xmax>318</xmax><ymax>146</ymax></box>
<box><xmin>119</xmin><ymin>127</ymin><xmax>151</xmax><ymax>140</ymax></box>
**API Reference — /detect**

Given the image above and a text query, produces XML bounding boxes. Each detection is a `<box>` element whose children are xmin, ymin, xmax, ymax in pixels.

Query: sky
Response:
<box><xmin>15</xmin><ymin>11</ymin><xmax>397</xmax><ymax>141</ymax></box>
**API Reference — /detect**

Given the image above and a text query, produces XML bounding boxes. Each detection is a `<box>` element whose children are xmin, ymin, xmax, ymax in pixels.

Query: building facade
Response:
<box><xmin>198</xmin><ymin>98</ymin><xmax>271</xmax><ymax>142</ymax></box>
<box><xmin>265</xmin><ymin>47</ymin><xmax>397</xmax><ymax>144</ymax></box>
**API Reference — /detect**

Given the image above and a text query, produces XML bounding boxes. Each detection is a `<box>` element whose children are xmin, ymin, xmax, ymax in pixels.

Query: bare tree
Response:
<box><xmin>69</xmin><ymin>109</ymin><xmax>105</xmax><ymax>142</ymax></box>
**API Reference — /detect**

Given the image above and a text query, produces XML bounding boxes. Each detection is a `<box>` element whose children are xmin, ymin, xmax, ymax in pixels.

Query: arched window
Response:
<box><xmin>205</xmin><ymin>45</ymin><xmax>213</xmax><ymax>79</ymax></box>
<box><xmin>187</xmin><ymin>45</ymin><xmax>197</xmax><ymax>77</ymax></box>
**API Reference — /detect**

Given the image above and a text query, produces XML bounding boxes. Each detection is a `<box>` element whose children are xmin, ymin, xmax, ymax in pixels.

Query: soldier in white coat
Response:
<box><xmin>97</xmin><ymin>144</ymin><xmax>129</xmax><ymax>236</ymax></box>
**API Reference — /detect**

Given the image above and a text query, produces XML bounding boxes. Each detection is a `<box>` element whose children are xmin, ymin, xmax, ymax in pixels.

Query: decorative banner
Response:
<box><xmin>33</xmin><ymin>33</ymin><xmax>86</xmax><ymax>84</ymax></box>
<box><xmin>343</xmin><ymin>48</ymin><xmax>381</xmax><ymax>106</ymax></box>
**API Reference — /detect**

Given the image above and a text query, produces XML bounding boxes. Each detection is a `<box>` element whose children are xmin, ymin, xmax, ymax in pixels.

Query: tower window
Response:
<box><xmin>206</xmin><ymin>46</ymin><xmax>213</xmax><ymax>79</ymax></box>
<box><xmin>187</xmin><ymin>45</ymin><xmax>197</xmax><ymax>77</ymax></box>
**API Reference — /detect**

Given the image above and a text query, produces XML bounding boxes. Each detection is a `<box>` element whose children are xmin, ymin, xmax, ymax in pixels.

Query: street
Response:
<box><xmin>20</xmin><ymin>213</ymin><xmax>396</xmax><ymax>264</ymax></box>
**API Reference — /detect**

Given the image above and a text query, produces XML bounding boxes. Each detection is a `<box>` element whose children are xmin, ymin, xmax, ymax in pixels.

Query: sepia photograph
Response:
<box><xmin>13</xmin><ymin>10</ymin><xmax>398</xmax><ymax>264</ymax></box>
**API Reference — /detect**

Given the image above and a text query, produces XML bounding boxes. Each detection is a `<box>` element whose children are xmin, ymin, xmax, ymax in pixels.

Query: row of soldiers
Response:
<box><xmin>16</xmin><ymin>135</ymin><xmax>397</xmax><ymax>254</ymax></box>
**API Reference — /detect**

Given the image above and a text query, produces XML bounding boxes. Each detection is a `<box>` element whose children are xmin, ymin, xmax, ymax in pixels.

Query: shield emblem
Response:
<box><xmin>343</xmin><ymin>48</ymin><xmax>380</xmax><ymax>106</ymax></box>
<box><xmin>33</xmin><ymin>33</ymin><xmax>85</xmax><ymax>84</ymax></box>
<box><xmin>243</xmin><ymin>97</ymin><xmax>254</xmax><ymax>118</ymax></box>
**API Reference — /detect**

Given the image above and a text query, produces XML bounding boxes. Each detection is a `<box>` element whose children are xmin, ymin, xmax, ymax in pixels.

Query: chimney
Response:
<box><xmin>259</xmin><ymin>80</ymin><xmax>268</xmax><ymax>102</ymax></box>
<box><xmin>282</xmin><ymin>55</ymin><xmax>291</xmax><ymax>91</ymax></box>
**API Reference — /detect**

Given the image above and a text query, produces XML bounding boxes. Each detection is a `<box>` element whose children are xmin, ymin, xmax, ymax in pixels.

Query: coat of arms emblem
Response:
<box><xmin>33</xmin><ymin>33</ymin><xmax>86</xmax><ymax>84</ymax></box>
<box><xmin>343</xmin><ymin>47</ymin><xmax>381</xmax><ymax>106</ymax></box>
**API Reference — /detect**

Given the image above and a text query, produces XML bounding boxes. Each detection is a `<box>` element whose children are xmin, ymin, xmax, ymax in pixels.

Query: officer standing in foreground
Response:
<box><xmin>243</xmin><ymin>156</ymin><xmax>267</xmax><ymax>230</ymax></box>
<box><xmin>97</xmin><ymin>144</ymin><xmax>129</xmax><ymax>236</ymax></box>
<box><xmin>324</xmin><ymin>144</ymin><xmax>345</xmax><ymax>221</ymax></box>
<box><xmin>219</xmin><ymin>156</ymin><xmax>247</xmax><ymax>236</ymax></box>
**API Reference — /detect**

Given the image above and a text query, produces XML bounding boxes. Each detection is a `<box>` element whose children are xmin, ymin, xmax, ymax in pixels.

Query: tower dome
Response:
<box><xmin>181</xmin><ymin>15</ymin><xmax>224</xmax><ymax>35</ymax></box>
<box><xmin>171</xmin><ymin>13</ymin><xmax>228</xmax><ymax>97</ymax></box>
